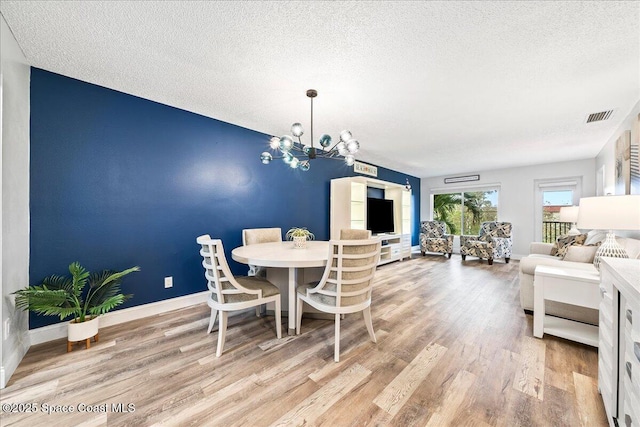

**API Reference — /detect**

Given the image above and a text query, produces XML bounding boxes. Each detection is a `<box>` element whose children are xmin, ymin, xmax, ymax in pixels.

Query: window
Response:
<box><xmin>534</xmin><ymin>178</ymin><xmax>581</xmax><ymax>243</ymax></box>
<box><xmin>433</xmin><ymin>189</ymin><xmax>499</xmax><ymax>235</ymax></box>
<box><xmin>541</xmin><ymin>190</ymin><xmax>573</xmax><ymax>243</ymax></box>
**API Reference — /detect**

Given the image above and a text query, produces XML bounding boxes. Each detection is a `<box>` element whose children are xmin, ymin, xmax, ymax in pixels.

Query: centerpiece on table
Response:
<box><xmin>286</xmin><ymin>227</ymin><xmax>315</xmax><ymax>249</ymax></box>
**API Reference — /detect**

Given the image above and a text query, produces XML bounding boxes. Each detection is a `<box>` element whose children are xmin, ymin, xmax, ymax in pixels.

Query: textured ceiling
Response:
<box><xmin>1</xmin><ymin>1</ymin><xmax>638</xmax><ymax>178</ymax></box>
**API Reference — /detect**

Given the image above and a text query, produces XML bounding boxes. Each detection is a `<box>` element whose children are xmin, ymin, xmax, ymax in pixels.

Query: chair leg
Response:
<box><xmin>334</xmin><ymin>313</ymin><xmax>341</xmax><ymax>362</ymax></box>
<box><xmin>274</xmin><ymin>298</ymin><xmax>282</xmax><ymax>339</ymax></box>
<box><xmin>363</xmin><ymin>306</ymin><xmax>376</xmax><ymax>343</ymax></box>
<box><xmin>255</xmin><ymin>304</ymin><xmax>267</xmax><ymax>317</ymax></box>
<box><xmin>505</xmin><ymin>257</ymin><xmax>510</xmax><ymax>264</ymax></box>
<box><xmin>488</xmin><ymin>258</ymin><xmax>494</xmax><ymax>266</ymax></box>
<box><xmin>215</xmin><ymin>312</ymin><xmax>228</xmax><ymax>357</ymax></box>
<box><xmin>421</xmin><ymin>251</ymin><xmax>425</xmax><ymax>256</ymax></box>
<box><xmin>461</xmin><ymin>254</ymin><xmax>466</xmax><ymax>261</ymax></box>
<box><xmin>447</xmin><ymin>252</ymin><xmax>452</xmax><ymax>259</ymax></box>
<box><xmin>207</xmin><ymin>308</ymin><xmax>218</xmax><ymax>334</ymax></box>
<box><xmin>296</xmin><ymin>297</ymin><xmax>303</xmax><ymax>335</ymax></box>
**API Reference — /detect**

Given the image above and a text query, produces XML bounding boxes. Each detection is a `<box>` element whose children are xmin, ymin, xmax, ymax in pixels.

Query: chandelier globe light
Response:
<box><xmin>260</xmin><ymin>89</ymin><xmax>360</xmax><ymax>171</ymax></box>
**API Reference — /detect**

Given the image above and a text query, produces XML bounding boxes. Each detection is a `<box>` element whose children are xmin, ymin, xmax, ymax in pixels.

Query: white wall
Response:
<box><xmin>421</xmin><ymin>159</ymin><xmax>596</xmax><ymax>259</ymax></box>
<box><xmin>1</xmin><ymin>14</ymin><xmax>31</xmax><ymax>389</ymax></box>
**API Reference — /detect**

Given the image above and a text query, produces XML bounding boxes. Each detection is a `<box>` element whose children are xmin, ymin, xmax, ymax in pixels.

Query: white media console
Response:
<box><xmin>330</xmin><ymin>176</ymin><xmax>411</xmax><ymax>265</ymax></box>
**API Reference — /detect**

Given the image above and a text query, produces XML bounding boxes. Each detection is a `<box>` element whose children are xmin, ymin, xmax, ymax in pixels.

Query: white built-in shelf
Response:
<box><xmin>377</xmin><ymin>234</ymin><xmax>410</xmax><ymax>265</ymax></box>
<box><xmin>330</xmin><ymin>177</ymin><xmax>411</xmax><ymax>265</ymax></box>
<box><xmin>542</xmin><ymin>316</ymin><xmax>599</xmax><ymax>347</ymax></box>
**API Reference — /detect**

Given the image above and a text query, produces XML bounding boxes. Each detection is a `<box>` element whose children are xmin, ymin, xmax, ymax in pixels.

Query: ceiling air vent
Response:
<box><xmin>586</xmin><ymin>110</ymin><xmax>614</xmax><ymax>123</ymax></box>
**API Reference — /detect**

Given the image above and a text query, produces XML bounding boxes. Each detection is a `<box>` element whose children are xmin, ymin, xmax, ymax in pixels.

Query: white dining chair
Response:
<box><xmin>340</xmin><ymin>229</ymin><xmax>372</xmax><ymax>240</ymax></box>
<box><xmin>296</xmin><ymin>238</ymin><xmax>381</xmax><ymax>362</ymax></box>
<box><xmin>196</xmin><ymin>235</ymin><xmax>282</xmax><ymax>357</ymax></box>
<box><xmin>242</xmin><ymin>227</ymin><xmax>282</xmax><ymax>277</ymax></box>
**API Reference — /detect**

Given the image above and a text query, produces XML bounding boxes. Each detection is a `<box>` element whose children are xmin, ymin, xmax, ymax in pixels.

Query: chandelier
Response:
<box><xmin>260</xmin><ymin>89</ymin><xmax>360</xmax><ymax>171</ymax></box>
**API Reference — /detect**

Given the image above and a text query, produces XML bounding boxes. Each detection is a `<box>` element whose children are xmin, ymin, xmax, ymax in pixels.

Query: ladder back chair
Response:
<box><xmin>196</xmin><ymin>235</ymin><xmax>282</xmax><ymax>357</ymax></box>
<box><xmin>296</xmin><ymin>238</ymin><xmax>381</xmax><ymax>362</ymax></box>
<box><xmin>242</xmin><ymin>227</ymin><xmax>282</xmax><ymax>277</ymax></box>
<box><xmin>340</xmin><ymin>229</ymin><xmax>372</xmax><ymax>240</ymax></box>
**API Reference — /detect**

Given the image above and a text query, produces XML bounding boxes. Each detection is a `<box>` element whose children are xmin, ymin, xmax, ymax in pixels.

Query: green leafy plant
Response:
<box><xmin>14</xmin><ymin>262</ymin><xmax>140</xmax><ymax>323</ymax></box>
<box><xmin>285</xmin><ymin>227</ymin><xmax>315</xmax><ymax>241</ymax></box>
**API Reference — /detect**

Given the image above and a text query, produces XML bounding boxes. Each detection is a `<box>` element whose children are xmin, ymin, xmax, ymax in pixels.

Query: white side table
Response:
<box><xmin>533</xmin><ymin>265</ymin><xmax>600</xmax><ymax>347</ymax></box>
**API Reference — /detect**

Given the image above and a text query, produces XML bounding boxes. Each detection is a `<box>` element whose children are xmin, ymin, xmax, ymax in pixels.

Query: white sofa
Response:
<box><xmin>519</xmin><ymin>236</ymin><xmax>640</xmax><ymax>325</ymax></box>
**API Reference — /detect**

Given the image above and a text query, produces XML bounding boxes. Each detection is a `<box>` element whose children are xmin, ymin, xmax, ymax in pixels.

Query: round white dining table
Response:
<box><xmin>231</xmin><ymin>241</ymin><xmax>330</xmax><ymax>334</ymax></box>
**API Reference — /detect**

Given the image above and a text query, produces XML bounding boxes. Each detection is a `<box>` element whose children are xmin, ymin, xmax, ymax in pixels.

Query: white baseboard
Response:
<box><xmin>29</xmin><ymin>291</ymin><xmax>209</xmax><ymax>346</ymax></box>
<box><xmin>1</xmin><ymin>336</ymin><xmax>29</xmax><ymax>389</ymax></box>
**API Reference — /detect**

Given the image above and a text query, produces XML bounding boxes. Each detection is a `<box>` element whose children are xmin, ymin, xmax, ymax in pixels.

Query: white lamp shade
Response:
<box><xmin>577</xmin><ymin>195</ymin><xmax>640</xmax><ymax>230</ymax></box>
<box><xmin>559</xmin><ymin>206</ymin><xmax>579</xmax><ymax>223</ymax></box>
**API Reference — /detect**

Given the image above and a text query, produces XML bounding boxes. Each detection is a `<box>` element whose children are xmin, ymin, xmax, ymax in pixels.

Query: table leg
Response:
<box><xmin>533</xmin><ymin>276</ymin><xmax>544</xmax><ymax>338</ymax></box>
<box><xmin>288</xmin><ymin>267</ymin><xmax>297</xmax><ymax>335</ymax></box>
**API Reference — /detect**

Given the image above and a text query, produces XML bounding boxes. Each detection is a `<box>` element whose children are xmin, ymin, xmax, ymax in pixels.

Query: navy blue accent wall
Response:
<box><xmin>29</xmin><ymin>68</ymin><xmax>421</xmax><ymax>329</ymax></box>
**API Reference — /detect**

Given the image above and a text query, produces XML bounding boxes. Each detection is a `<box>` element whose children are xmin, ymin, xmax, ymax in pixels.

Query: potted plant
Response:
<box><xmin>286</xmin><ymin>227</ymin><xmax>315</xmax><ymax>249</ymax></box>
<box><xmin>14</xmin><ymin>262</ymin><xmax>140</xmax><ymax>352</ymax></box>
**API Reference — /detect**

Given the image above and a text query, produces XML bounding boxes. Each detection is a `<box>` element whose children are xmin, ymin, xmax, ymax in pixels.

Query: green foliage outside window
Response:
<box><xmin>433</xmin><ymin>191</ymin><xmax>498</xmax><ymax>235</ymax></box>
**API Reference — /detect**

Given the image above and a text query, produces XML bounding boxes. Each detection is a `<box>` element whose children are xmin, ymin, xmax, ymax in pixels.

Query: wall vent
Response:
<box><xmin>586</xmin><ymin>110</ymin><xmax>614</xmax><ymax>123</ymax></box>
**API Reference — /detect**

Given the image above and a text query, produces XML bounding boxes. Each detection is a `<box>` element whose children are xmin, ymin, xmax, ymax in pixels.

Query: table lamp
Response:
<box><xmin>559</xmin><ymin>206</ymin><xmax>580</xmax><ymax>235</ymax></box>
<box><xmin>577</xmin><ymin>195</ymin><xmax>640</xmax><ymax>270</ymax></box>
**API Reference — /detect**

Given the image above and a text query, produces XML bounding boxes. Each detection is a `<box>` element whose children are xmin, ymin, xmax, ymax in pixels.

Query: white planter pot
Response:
<box><xmin>68</xmin><ymin>316</ymin><xmax>100</xmax><ymax>342</ymax></box>
<box><xmin>293</xmin><ymin>236</ymin><xmax>308</xmax><ymax>249</ymax></box>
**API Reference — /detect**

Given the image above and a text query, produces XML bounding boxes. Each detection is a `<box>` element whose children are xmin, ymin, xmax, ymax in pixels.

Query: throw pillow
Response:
<box><xmin>563</xmin><ymin>245</ymin><xmax>599</xmax><ymax>263</ymax></box>
<box><xmin>585</xmin><ymin>230</ymin><xmax>607</xmax><ymax>246</ymax></box>
<box><xmin>554</xmin><ymin>233</ymin><xmax>588</xmax><ymax>258</ymax></box>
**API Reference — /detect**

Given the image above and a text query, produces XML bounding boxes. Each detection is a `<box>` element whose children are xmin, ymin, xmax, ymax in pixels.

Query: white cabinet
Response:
<box><xmin>599</xmin><ymin>271</ymin><xmax>617</xmax><ymax>421</ymax></box>
<box><xmin>350</xmin><ymin>181</ymin><xmax>367</xmax><ymax>231</ymax></box>
<box><xmin>378</xmin><ymin>234</ymin><xmax>411</xmax><ymax>265</ymax></box>
<box><xmin>599</xmin><ymin>258</ymin><xmax>640</xmax><ymax>427</ymax></box>
<box><xmin>330</xmin><ymin>179</ymin><xmax>367</xmax><ymax>234</ymax></box>
<box><xmin>401</xmin><ymin>190</ymin><xmax>411</xmax><ymax>236</ymax></box>
<box><xmin>330</xmin><ymin>177</ymin><xmax>411</xmax><ymax>265</ymax></box>
<box><xmin>621</xmin><ymin>293</ymin><xmax>640</xmax><ymax>427</ymax></box>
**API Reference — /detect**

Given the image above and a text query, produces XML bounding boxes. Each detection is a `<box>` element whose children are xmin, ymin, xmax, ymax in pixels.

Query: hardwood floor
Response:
<box><xmin>1</xmin><ymin>255</ymin><xmax>608</xmax><ymax>426</ymax></box>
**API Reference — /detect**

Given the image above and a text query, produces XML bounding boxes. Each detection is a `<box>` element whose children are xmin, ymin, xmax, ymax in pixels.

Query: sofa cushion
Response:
<box><xmin>563</xmin><ymin>245</ymin><xmax>598</xmax><ymax>263</ymax></box>
<box><xmin>585</xmin><ymin>230</ymin><xmax>607</xmax><ymax>245</ymax></box>
<box><xmin>519</xmin><ymin>254</ymin><xmax>598</xmax><ymax>276</ymax></box>
<box><xmin>530</xmin><ymin>242</ymin><xmax>554</xmax><ymax>255</ymax></box>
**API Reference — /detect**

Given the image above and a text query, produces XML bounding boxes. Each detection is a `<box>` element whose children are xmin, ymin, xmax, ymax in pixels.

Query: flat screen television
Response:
<box><xmin>367</xmin><ymin>198</ymin><xmax>395</xmax><ymax>234</ymax></box>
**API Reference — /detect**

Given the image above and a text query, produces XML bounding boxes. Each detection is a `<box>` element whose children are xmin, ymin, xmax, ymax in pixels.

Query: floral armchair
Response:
<box><xmin>419</xmin><ymin>221</ymin><xmax>453</xmax><ymax>258</ymax></box>
<box><xmin>460</xmin><ymin>221</ymin><xmax>512</xmax><ymax>265</ymax></box>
